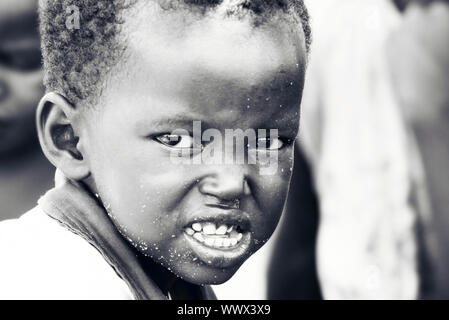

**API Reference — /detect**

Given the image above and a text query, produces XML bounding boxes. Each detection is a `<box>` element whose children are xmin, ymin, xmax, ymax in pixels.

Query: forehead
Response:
<box><xmin>123</xmin><ymin>1</ymin><xmax>305</xmax><ymax>75</ymax></box>
<box><xmin>0</xmin><ymin>0</ymin><xmax>38</xmax><ymax>42</ymax></box>
<box><xmin>102</xmin><ymin>1</ymin><xmax>305</xmax><ymax>130</ymax></box>
<box><xmin>121</xmin><ymin>1</ymin><xmax>305</xmax><ymax>85</ymax></box>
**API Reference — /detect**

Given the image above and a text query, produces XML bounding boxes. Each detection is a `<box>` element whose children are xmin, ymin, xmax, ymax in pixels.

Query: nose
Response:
<box><xmin>199</xmin><ymin>167</ymin><xmax>251</xmax><ymax>202</ymax></box>
<box><xmin>0</xmin><ymin>79</ymin><xmax>9</xmax><ymax>104</ymax></box>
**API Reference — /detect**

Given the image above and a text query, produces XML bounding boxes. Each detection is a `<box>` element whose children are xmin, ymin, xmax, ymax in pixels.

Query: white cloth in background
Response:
<box><xmin>301</xmin><ymin>0</ymin><xmax>420</xmax><ymax>299</ymax></box>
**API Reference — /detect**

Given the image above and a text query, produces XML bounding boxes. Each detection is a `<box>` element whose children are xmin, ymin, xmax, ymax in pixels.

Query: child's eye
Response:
<box><xmin>257</xmin><ymin>137</ymin><xmax>289</xmax><ymax>151</ymax></box>
<box><xmin>155</xmin><ymin>134</ymin><xmax>195</xmax><ymax>149</ymax></box>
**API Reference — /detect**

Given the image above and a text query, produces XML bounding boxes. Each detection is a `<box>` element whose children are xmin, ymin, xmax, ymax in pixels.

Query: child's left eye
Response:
<box><xmin>257</xmin><ymin>137</ymin><xmax>289</xmax><ymax>151</ymax></box>
<box><xmin>154</xmin><ymin>134</ymin><xmax>195</xmax><ymax>149</ymax></box>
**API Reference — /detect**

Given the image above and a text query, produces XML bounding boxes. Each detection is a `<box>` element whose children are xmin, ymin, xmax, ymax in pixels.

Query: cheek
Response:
<box><xmin>88</xmin><ymin>137</ymin><xmax>196</xmax><ymax>240</ymax></box>
<box><xmin>89</xmin><ymin>150</ymin><xmax>214</xmax><ymax>278</ymax></box>
<box><xmin>251</xmin><ymin>153</ymin><xmax>293</xmax><ymax>240</ymax></box>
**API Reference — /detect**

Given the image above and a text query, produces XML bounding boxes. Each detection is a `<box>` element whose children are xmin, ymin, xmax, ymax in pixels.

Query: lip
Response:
<box><xmin>181</xmin><ymin>204</ymin><xmax>251</xmax><ymax>226</ymax></box>
<box><xmin>183</xmin><ymin>230</ymin><xmax>252</xmax><ymax>269</ymax></box>
<box><xmin>181</xmin><ymin>208</ymin><xmax>253</xmax><ymax>268</ymax></box>
<box><xmin>182</xmin><ymin>209</ymin><xmax>251</xmax><ymax>231</ymax></box>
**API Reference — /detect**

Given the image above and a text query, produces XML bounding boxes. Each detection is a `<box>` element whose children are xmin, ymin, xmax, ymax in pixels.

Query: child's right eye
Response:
<box><xmin>154</xmin><ymin>134</ymin><xmax>195</xmax><ymax>149</ymax></box>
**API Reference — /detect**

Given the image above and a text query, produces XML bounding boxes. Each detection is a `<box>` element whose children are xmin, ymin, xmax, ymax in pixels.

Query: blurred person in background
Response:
<box><xmin>270</xmin><ymin>0</ymin><xmax>449</xmax><ymax>300</ymax></box>
<box><xmin>0</xmin><ymin>0</ymin><xmax>54</xmax><ymax>221</ymax></box>
<box><xmin>388</xmin><ymin>0</ymin><xmax>449</xmax><ymax>298</ymax></box>
<box><xmin>268</xmin><ymin>147</ymin><xmax>322</xmax><ymax>299</ymax></box>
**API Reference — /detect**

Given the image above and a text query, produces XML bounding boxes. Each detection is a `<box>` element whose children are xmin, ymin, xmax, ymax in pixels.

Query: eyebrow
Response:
<box><xmin>136</xmin><ymin>114</ymin><xmax>209</xmax><ymax>133</ymax></box>
<box><xmin>136</xmin><ymin>108</ymin><xmax>300</xmax><ymax>137</ymax></box>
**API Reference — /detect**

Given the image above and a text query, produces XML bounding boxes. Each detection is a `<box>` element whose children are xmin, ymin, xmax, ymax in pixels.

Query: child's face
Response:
<box><xmin>80</xmin><ymin>4</ymin><xmax>306</xmax><ymax>284</ymax></box>
<box><xmin>0</xmin><ymin>0</ymin><xmax>43</xmax><ymax>156</ymax></box>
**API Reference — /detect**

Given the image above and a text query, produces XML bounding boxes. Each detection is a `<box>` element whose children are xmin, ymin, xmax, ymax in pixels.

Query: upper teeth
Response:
<box><xmin>203</xmin><ymin>223</ymin><xmax>216</xmax><ymax>235</ymax></box>
<box><xmin>216</xmin><ymin>225</ymin><xmax>228</xmax><ymax>235</ymax></box>
<box><xmin>185</xmin><ymin>222</ymin><xmax>244</xmax><ymax>248</ymax></box>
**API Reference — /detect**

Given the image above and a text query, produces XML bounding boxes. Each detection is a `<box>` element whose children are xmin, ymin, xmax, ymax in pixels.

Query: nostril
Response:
<box><xmin>0</xmin><ymin>80</ymin><xmax>9</xmax><ymax>103</ymax></box>
<box><xmin>199</xmin><ymin>175</ymin><xmax>251</xmax><ymax>202</ymax></box>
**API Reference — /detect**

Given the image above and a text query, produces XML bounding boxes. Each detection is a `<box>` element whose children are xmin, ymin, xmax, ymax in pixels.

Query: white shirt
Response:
<box><xmin>0</xmin><ymin>206</ymin><xmax>133</xmax><ymax>300</ymax></box>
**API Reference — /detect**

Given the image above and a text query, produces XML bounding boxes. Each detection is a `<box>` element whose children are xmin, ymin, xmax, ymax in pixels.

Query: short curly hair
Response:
<box><xmin>39</xmin><ymin>0</ymin><xmax>311</xmax><ymax>107</ymax></box>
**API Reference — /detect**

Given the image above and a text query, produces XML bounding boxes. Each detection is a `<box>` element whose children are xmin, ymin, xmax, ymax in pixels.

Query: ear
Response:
<box><xmin>36</xmin><ymin>92</ymin><xmax>90</xmax><ymax>181</ymax></box>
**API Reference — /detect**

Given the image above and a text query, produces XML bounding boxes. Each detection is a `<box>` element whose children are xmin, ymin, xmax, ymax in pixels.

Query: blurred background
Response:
<box><xmin>1</xmin><ymin>0</ymin><xmax>448</xmax><ymax>299</ymax></box>
<box><xmin>0</xmin><ymin>0</ymin><xmax>54</xmax><ymax>221</ymax></box>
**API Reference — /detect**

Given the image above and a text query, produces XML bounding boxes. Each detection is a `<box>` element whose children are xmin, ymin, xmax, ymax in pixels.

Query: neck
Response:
<box><xmin>135</xmin><ymin>251</ymin><xmax>178</xmax><ymax>295</ymax></box>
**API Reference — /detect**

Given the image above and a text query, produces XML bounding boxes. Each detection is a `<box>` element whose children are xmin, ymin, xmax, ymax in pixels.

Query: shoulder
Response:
<box><xmin>0</xmin><ymin>207</ymin><xmax>133</xmax><ymax>299</ymax></box>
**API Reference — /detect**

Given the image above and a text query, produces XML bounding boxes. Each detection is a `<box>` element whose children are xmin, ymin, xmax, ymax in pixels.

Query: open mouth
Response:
<box><xmin>182</xmin><ymin>215</ymin><xmax>252</xmax><ymax>268</ymax></box>
<box><xmin>184</xmin><ymin>221</ymin><xmax>245</xmax><ymax>250</ymax></box>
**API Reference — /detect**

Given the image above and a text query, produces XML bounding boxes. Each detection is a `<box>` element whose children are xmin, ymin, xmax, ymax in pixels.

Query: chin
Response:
<box><xmin>175</xmin><ymin>263</ymin><xmax>241</xmax><ymax>286</ymax></box>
